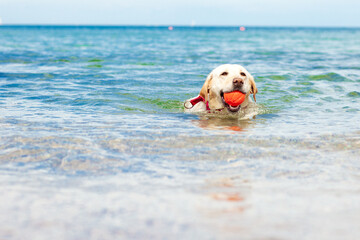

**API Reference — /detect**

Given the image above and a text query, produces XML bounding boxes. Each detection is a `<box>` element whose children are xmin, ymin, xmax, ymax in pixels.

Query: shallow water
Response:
<box><xmin>1</xmin><ymin>26</ymin><xmax>360</xmax><ymax>239</ymax></box>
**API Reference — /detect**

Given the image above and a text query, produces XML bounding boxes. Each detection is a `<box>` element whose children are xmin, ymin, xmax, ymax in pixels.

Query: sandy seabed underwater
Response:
<box><xmin>0</xmin><ymin>26</ymin><xmax>360</xmax><ymax>239</ymax></box>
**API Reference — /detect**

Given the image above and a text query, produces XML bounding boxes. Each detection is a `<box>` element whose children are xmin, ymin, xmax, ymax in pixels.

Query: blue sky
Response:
<box><xmin>0</xmin><ymin>0</ymin><xmax>359</xmax><ymax>27</ymax></box>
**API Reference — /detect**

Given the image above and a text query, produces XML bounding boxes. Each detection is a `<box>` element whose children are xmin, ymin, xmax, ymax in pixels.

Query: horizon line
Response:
<box><xmin>1</xmin><ymin>24</ymin><xmax>360</xmax><ymax>29</ymax></box>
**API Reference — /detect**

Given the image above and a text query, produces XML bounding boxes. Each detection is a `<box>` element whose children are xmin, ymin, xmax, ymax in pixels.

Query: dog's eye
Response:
<box><xmin>221</xmin><ymin>72</ymin><xmax>228</xmax><ymax>76</ymax></box>
<box><xmin>240</xmin><ymin>72</ymin><xmax>246</xmax><ymax>77</ymax></box>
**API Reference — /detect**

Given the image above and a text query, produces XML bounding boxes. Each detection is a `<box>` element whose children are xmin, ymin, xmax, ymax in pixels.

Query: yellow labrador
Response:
<box><xmin>184</xmin><ymin>64</ymin><xmax>257</xmax><ymax>113</ymax></box>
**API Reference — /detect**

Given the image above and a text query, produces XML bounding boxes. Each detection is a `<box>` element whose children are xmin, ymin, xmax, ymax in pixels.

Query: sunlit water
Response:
<box><xmin>1</xmin><ymin>26</ymin><xmax>360</xmax><ymax>239</ymax></box>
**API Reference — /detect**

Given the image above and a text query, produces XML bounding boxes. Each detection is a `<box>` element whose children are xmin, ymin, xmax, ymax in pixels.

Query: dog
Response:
<box><xmin>184</xmin><ymin>64</ymin><xmax>258</xmax><ymax>114</ymax></box>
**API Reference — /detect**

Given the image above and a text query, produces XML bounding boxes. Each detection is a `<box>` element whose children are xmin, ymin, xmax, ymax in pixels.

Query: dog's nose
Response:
<box><xmin>233</xmin><ymin>78</ymin><xmax>244</xmax><ymax>87</ymax></box>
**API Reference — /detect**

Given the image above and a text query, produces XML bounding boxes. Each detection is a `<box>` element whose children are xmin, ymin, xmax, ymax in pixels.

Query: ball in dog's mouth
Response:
<box><xmin>221</xmin><ymin>90</ymin><xmax>246</xmax><ymax>112</ymax></box>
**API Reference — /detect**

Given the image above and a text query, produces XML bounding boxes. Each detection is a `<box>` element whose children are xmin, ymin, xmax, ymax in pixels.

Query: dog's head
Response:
<box><xmin>199</xmin><ymin>64</ymin><xmax>257</xmax><ymax>112</ymax></box>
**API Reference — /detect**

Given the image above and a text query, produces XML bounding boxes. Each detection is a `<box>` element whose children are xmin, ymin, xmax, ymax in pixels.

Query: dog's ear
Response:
<box><xmin>249</xmin><ymin>75</ymin><xmax>258</xmax><ymax>102</ymax></box>
<box><xmin>199</xmin><ymin>73</ymin><xmax>213</xmax><ymax>103</ymax></box>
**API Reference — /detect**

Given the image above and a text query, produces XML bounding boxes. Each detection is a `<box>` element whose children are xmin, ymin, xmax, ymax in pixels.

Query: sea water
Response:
<box><xmin>0</xmin><ymin>26</ymin><xmax>360</xmax><ymax>239</ymax></box>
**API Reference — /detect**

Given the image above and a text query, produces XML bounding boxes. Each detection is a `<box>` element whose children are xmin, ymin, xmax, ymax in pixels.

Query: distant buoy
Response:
<box><xmin>239</xmin><ymin>26</ymin><xmax>246</xmax><ymax>31</ymax></box>
<box><xmin>168</xmin><ymin>26</ymin><xmax>173</xmax><ymax>31</ymax></box>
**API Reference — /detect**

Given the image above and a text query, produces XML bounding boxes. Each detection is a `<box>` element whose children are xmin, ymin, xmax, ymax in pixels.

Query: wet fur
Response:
<box><xmin>185</xmin><ymin>64</ymin><xmax>257</xmax><ymax>113</ymax></box>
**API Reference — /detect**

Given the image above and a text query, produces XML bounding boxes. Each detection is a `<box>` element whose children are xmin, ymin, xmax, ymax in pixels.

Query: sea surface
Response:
<box><xmin>0</xmin><ymin>26</ymin><xmax>360</xmax><ymax>240</ymax></box>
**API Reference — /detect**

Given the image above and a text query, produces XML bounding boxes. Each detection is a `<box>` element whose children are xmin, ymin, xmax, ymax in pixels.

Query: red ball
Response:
<box><xmin>223</xmin><ymin>91</ymin><xmax>246</xmax><ymax>107</ymax></box>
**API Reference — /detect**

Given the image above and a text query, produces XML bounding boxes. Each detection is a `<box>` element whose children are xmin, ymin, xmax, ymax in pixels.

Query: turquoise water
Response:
<box><xmin>1</xmin><ymin>26</ymin><xmax>360</xmax><ymax>239</ymax></box>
